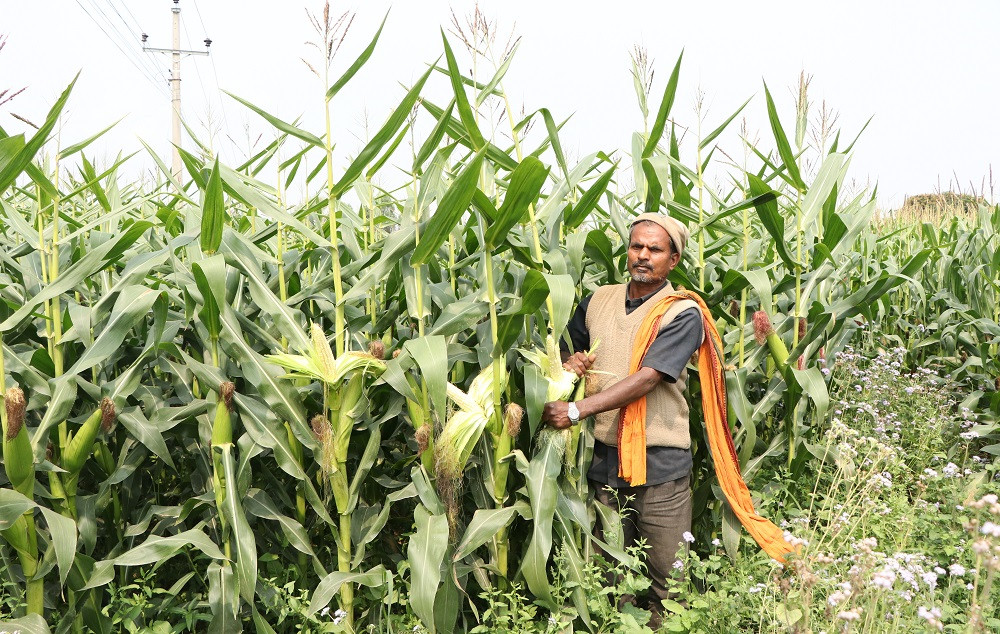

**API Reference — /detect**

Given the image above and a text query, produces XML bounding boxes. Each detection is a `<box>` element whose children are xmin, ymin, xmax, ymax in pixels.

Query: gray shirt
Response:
<box><xmin>564</xmin><ymin>283</ymin><xmax>703</xmax><ymax>487</ymax></box>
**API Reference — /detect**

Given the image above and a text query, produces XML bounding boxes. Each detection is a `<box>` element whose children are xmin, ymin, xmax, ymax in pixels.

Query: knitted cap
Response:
<box><xmin>631</xmin><ymin>213</ymin><xmax>689</xmax><ymax>256</ymax></box>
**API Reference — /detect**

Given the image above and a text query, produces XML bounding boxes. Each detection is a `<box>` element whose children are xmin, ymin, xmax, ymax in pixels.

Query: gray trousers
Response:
<box><xmin>593</xmin><ymin>475</ymin><xmax>692</xmax><ymax>604</ymax></box>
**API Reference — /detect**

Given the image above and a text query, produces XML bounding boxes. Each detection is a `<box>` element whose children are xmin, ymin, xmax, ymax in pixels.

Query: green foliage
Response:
<box><xmin>0</xmin><ymin>8</ymin><xmax>997</xmax><ymax>633</ymax></box>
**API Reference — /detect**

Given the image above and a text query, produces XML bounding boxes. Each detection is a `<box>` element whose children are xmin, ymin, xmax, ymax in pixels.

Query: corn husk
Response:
<box><xmin>520</xmin><ymin>334</ymin><xmax>580</xmax><ymax>402</ymax></box>
<box><xmin>435</xmin><ymin>366</ymin><xmax>494</xmax><ymax>480</ymax></box>
<box><xmin>268</xmin><ymin>323</ymin><xmax>387</xmax><ymax>386</ymax></box>
<box><xmin>63</xmin><ymin>398</ymin><xmax>114</xmax><ymax>474</ymax></box>
<box><xmin>3</xmin><ymin>387</ymin><xmax>33</xmax><ymax>497</ymax></box>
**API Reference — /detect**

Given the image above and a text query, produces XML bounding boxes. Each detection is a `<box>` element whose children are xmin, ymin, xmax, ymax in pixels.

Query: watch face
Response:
<box><xmin>568</xmin><ymin>403</ymin><xmax>580</xmax><ymax>421</ymax></box>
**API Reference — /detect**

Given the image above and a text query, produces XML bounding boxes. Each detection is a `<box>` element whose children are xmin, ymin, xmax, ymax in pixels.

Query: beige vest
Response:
<box><xmin>584</xmin><ymin>282</ymin><xmax>700</xmax><ymax>448</ymax></box>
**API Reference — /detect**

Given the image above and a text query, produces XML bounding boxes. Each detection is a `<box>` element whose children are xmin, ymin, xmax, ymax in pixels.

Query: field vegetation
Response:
<box><xmin>1</xmin><ymin>6</ymin><xmax>998</xmax><ymax>633</ymax></box>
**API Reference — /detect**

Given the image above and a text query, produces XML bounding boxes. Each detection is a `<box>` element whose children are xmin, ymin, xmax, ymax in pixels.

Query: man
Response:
<box><xmin>541</xmin><ymin>212</ymin><xmax>702</xmax><ymax>621</ymax></box>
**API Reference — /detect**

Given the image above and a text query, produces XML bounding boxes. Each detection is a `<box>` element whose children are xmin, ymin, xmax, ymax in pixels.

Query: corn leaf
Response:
<box><xmin>219</xmin><ymin>444</ymin><xmax>258</xmax><ymax>603</ymax></box>
<box><xmin>763</xmin><ymin>82</ymin><xmax>805</xmax><ymax>192</ymax></box>
<box><xmin>642</xmin><ymin>51</ymin><xmax>683</xmax><ymax>158</ymax></box>
<box><xmin>200</xmin><ymin>158</ymin><xmax>225</xmax><ymax>255</ymax></box>
<box><xmin>331</xmin><ymin>64</ymin><xmax>435</xmax><ymax>198</ymax></box>
<box><xmin>485</xmin><ymin>156</ymin><xmax>548</xmax><ymax>246</ymax></box>
<box><xmin>225</xmin><ymin>92</ymin><xmax>323</xmax><ymax>147</ymax></box>
<box><xmin>408</xmin><ymin>505</ymin><xmax>448</xmax><ymax>632</ymax></box>
<box><xmin>441</xmin><ymin>30</ymin><xmax>485</xmax><ymax>151</ymax></box>
<box><xmin>411</xmin><ymin>150</ymin><xmax>485</xmax><ymax>266</ymax></box>
<box><xmin>326</xmin><ymin>12</ymin><xmax>388</xmax><ymax>100</ymax></box>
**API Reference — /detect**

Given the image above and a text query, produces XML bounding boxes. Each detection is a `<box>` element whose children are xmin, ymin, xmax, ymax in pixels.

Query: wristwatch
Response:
<box><xmin>567</xmin><ymin>402</ymin><xmax>581</xmax><ymax>425</ymax></box>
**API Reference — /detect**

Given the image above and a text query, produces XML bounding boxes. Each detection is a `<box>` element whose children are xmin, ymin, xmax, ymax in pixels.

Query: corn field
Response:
<box><xmin>1</xmin><ymin>15</ymin><xmax>998</xmax><ymax>634</ymax></box>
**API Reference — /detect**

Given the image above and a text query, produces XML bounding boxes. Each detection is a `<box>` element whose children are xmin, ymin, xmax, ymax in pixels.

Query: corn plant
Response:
<box><xmin>2</xmin><ymin>9</ymin><xmax>994</xmax><ymax>633</ymax></box>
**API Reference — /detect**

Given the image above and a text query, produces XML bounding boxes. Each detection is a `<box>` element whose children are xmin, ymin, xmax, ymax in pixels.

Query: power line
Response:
<box><xmin>78</xmin><ymin>0</ymin><xmax>169</xmax><ymax>92</ymax></box>
<box><xmin>102</xmin><ymin>0</ymin><xmax>172</xmax><ymax>87</ymax></box>
<box><xmin>107</xmin><ymin>0</ymin><xmax>173</xmax><ymax>87</ymax></box>
<box><xmin>111</xmin><ymin>0</ymin><xmax>145</xmax><ymax>36</ymax></box>
<box><xmin>188</xmin><ymin>0</ymin><xmax>232</xmax><ymax>157</ymax></box>
<box><xmin>74</xmin><ymin>0</ymin><xmax>169</xmax><ymax>98</ymax></box>
<box><xmin>180</xmin><ymin>13</ymin><xmax>210</xmax><ymax>107</ymax></box>
<box><xmin>84</xmin><ymin>0</ymin><xmax>164</xmax><ymax>83</ymax></box>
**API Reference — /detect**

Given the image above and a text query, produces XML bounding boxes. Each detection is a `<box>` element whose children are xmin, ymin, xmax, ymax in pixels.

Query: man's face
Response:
<box><xmin>627</xmin><ymin>221</ymin><xmax>680</xmax><ymax>286</ymax></box>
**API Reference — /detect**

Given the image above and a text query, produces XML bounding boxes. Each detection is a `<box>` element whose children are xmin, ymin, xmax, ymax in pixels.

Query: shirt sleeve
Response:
<box><xmin>561</xmin><ymin>294</ymin><xmax>593</xmax><ymax>355</ymax></box>
<box><xmin>641</xmin><ymin>307</ymin><xmax>703</xmax><ymax>383</ymax></box>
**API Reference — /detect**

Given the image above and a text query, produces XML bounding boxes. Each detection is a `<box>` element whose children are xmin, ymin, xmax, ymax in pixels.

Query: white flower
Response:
<box><xmin>712</xmin><ymin>538</ymin><xmax>721</xmax><ymax>547</ymax></box>
<box><xmin>949</xmin><ymin>563</ymin><xmax>966</xmax><ymax>576</ymax></box>
<box><xmin>837</xmin><ymin>609</ymin><xmax>861</xmax><ymax>622</ymax></box>
<box><xmin>672</xmin><ymin>560</ymin><xmax>684</xmax><ymax>570</ymax></box>
<box><xmin>828</xmin><ymin>590</ymin><xmax>850</xmax><ymax>607</ymax></box>
<box><xmin>921</xmin><ymin>571</ymin><xmax>938</xmax><ymax>590</ymax></box>
<box><xmin>871</xmin><ymin>568</ymin><xmax>895</xmax><ymax>589</ymax></box>
<box><xmin>918</xmin><ymin>606</ymin><xmax>943</xmax><ymax>631</ymax></box>
<box><xmin>682</xmin><ymin>531</ymin><xmax>695</xmax><ymax>544</ymax></box>
<box><xmin>981</xmin><ymin>522</ymin><xmax>1000</xmax><ymax>538</ymax></box>
<box><xmin>783</xmin><ymin>531</ymin><xmax>809</xmax><ymax>548</ymax></box>
<box><xmin>332</xmin><ymin>609</ymin><xmax>346</xmax><ymax>625</ymax></box>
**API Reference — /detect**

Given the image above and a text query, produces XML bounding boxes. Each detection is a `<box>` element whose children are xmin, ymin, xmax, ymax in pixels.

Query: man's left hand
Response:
<box><xmin>542</xmin><ymin>400</ymin><xmax>573</xmax><ymax>430</ymax></box>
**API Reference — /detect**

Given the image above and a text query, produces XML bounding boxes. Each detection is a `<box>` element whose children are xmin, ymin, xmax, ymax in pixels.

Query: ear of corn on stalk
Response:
<box><xmin>435</xmin><ymin>364</ymin><xmax>498</xmax><ymax>484</ymax></box>
<box><xmin>1</xmin><ymin>386</ymin><xmax>43</xmax><ymax>615</ymax></box>
<box><xmin>520</xmin><ymin>334</ymin><xmax>580</xmax><ymax>402</ymax></box>
<box><xmin>268</xmin><ymin>324</ymin><xmax>387</xmax><ymax>386</ymax></box>
<box><xmin>753</xmin><ymin>310</ymin><xmax>790</xmax><ymax>368</ymax></box>
<box><xmin>63</xmin><ymin>398</ymin><xmax>115</xmax><ymax>474</ymax></box>
<box><xmin>3</xmin><ymin>387</ymin><xmax>34</xmax><ymax>497</ymax></box>
<box><xmin>212</xmin><ymin>382</ymin><xmax>235</xmax><ymax>523</ymax></box>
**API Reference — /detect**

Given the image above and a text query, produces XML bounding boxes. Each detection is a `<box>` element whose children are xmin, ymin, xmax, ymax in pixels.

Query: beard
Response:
<box><xmin>629</xmin><ymin>262</ymin><xmax>663</xmax><ymax>285</ymax></box>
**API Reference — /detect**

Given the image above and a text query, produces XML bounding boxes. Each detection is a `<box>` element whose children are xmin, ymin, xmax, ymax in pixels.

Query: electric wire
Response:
<box><xmin>78</xmin><ymin>0</ymin><xmax>168</xmax><ymax>93</ymax></box>
<box><xmin>74</xmin><ymin>0</ymin><xmax>169</xmax><ymax>98</ymax></box>
<box><xmin>189</xmin><ymin>0</ymin><xmax>233</xmax><ymax>159</ymax></box>
<box><xmin>105</xmin><ymin>0</ymin><xmax>172</xmax><ymax>88</ymax></box>
<box><xmin>83</xmin><ymin>0</ymin><xmax>166</xmax><ymax>85</ymax></box>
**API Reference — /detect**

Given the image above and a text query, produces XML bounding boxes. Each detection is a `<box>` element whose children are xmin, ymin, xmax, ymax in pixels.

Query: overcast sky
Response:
<box><xmin>4</xmin><ymin>1</ymin><xmax>998</xmax><ymax>208</ymax></box>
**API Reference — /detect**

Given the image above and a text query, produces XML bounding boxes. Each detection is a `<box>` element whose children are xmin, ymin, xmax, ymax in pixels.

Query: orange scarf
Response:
<box><xmin>617</xmin><ymin>290</ymin><xmax>795</xmax><ymax>562</ymax></box>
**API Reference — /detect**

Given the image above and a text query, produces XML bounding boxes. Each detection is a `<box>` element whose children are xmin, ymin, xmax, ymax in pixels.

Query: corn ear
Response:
<box><xmin>3</xmin><ymin>387</ymin><xmax>34</xmax><ymax>497</ymax></box>
<box><xmin>311</xmin><ymin>322</ymin><xmax>337</xmax><ymax>381</ymax></box>
<box><xmin>504</xmin><ymin>403</ymin><xmax>524</xmax><ymax>438</ymax></box>
<box><xmin>63</xmin><ymin>398</ymin><xmax>114</xmax><ymax>474</ymax></box>
<box><xmin>211</xmin><ymin>382</ymin><xmax>235</xmax><ymax>526</ymax></box>
<box><xmin>753</xmin><ymin>310</ymin><xmax>790</xmax><ymax>368</ymax></box>
<box><xmin>446</xmin><ymin>382</ymin><xmax>482</xmax><ymax>414</ymax></box>
<box><xmin>332</xmin><ymin>351</ymin><xmax>386</xmax><ymax>384</ymax></box>
<box><xmin>435</xmin><ymin>409</ymin><xmax>489</xmax><ymax>480</ymax></box>
<box><xmin>212</xmin><ymin>382</ymin><xmax>235</xmax><ymax>446</ymax></box>
<box><xmin>310</xmin><ymin>414</ymin><xmax>336</xmax><ymax>475</ymax></box>
<box><xmin>466</xmin><ymin>365</ymin><xmax>497</xmax><ymax>415</ymax></box>
<box><xmin>520</xmin><ymin>335</ymin><xmax>580</xmax><ymax>402</ymax></box>
<box><xmin>335</xmin><ymin>372</ymin><xmax>364</xmax><ymax>463</ymax></box>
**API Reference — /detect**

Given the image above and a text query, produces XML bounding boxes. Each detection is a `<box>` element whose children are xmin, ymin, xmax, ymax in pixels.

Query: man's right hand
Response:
<box><xmin>563</xmin><ymin>351</ymin><xmax>596</xmax><ymax>377</ymax></box>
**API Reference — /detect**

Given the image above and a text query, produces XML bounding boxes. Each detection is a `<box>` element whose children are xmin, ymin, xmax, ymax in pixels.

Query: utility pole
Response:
<box><xmin>143</xmin><ymin>0</ymin><xmax>211</xmax><ymax>181</ymax></box>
